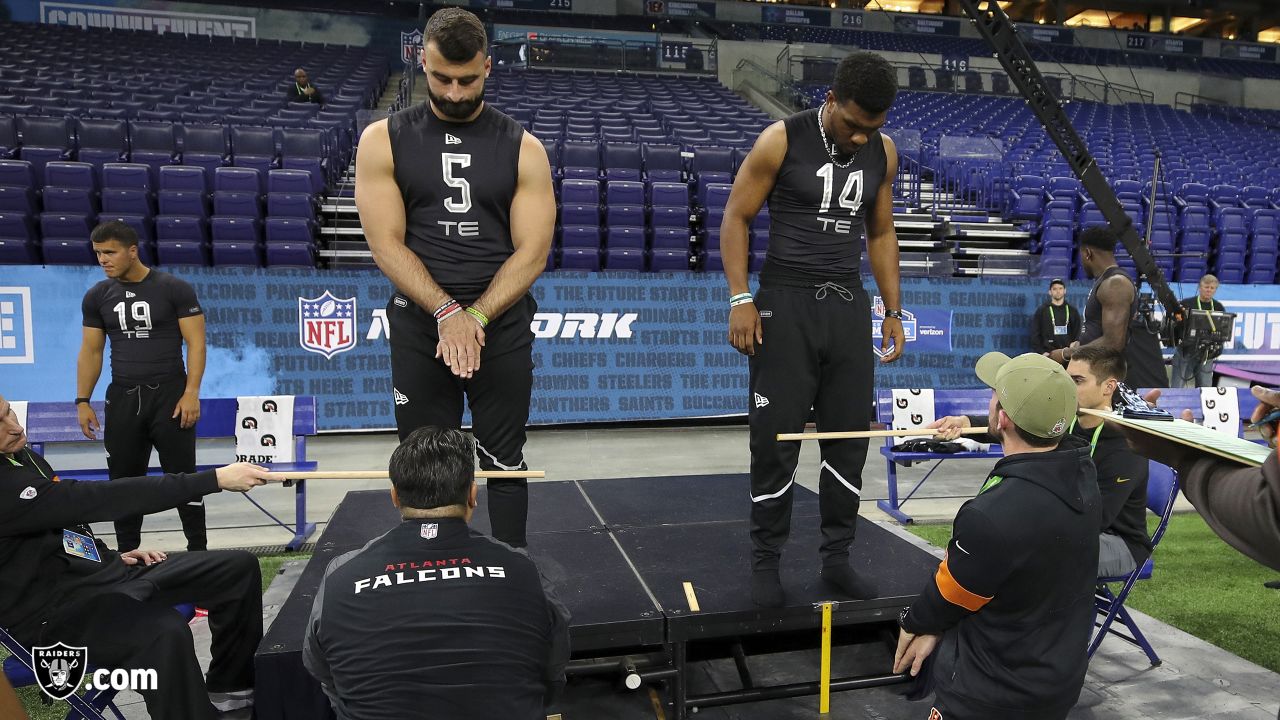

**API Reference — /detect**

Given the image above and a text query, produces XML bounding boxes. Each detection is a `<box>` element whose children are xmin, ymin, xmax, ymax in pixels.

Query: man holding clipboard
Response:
<box><xmin>1110</xmin><ymin>385</ymin><xmax>1280</xmax><ymax>572</ymax></box>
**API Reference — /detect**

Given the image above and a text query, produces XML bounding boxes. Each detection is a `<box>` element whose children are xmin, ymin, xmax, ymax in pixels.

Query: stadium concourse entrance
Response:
<box><xmin>255</xmin><ymin>475</ymin><xmax>939</xmax><ymax>719</ymax></box>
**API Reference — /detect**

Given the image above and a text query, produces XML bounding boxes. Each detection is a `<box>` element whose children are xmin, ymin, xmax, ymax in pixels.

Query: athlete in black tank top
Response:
<box><xmin>354</xmin><ymin>8</ymin><xmax>556</xmax><ymax>548</ymax></box>
<box><xmin>719</xmin><ymin>52</ymin><xmax>905</xmax><ymax>608</ymax></box>
<box><xmin>1055</xmin><ymin>227</ymin><xmax>1168</xmax><ymax>389</ymax></box>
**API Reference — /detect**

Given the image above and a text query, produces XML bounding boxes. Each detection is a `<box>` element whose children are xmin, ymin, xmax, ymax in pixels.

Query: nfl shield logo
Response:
<box><xmin>401</xmin><ymin>29</ymin><xmax>424</xmax><ymax>65</ymax></box>
<box><xmin>299</xmin><ymin>291</ymin><xmax>357</xmax><ymax>359</ymax></box>
<box><xmin>421</xmin><ymin>523</ymin><xmax>439</xmax><ymax>540</ymax></box>
<box><xmin>33</xmin><ymin>642</ymin><xmax>88</xmax><ymax>701</ymax></box>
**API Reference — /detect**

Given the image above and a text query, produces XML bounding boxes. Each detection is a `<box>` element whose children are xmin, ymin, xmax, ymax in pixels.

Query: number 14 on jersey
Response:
<box><xmin>816</xmin><ymin>164</ymin><xmax>863</xmax><ymax>234</ymax></box>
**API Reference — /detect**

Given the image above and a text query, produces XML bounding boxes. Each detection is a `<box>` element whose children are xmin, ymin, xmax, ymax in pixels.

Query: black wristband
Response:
<box><xmin>885</xmin><ymin>309</ymin><xmax>905</xmax><ymax>320</ymax></box>
<box><xmin>74</xmin><ymin>397</ymin><xmax>90</xmax><ymax>405</ymax></box>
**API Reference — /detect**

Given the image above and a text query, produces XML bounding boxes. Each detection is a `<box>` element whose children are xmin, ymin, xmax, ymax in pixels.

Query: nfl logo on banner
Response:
<box><xmin>299</xmin><ymin>291</ymin><xmax>357</xmax><ymax>359</ymax></box>
<box><xmin>401</xmin><ymin>28</ymin><xmax>424</xmax><ymax>65</ymax></box>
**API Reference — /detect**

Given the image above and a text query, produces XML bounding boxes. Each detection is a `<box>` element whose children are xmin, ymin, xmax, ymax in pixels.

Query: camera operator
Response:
<box><xmin>1170</xmin><ymin>274</ymin><xmax>1227</xmax><ymax>388</ymax></box>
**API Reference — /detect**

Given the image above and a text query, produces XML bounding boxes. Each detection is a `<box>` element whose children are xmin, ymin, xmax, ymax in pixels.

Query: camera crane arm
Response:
<box><xmin>953</xmin><ymin>0</ymin><xmax>1184</xmax><ymax>330</ymax></box>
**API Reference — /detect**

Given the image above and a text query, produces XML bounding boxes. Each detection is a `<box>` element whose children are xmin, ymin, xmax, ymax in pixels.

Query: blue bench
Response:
<box><xmin>873</xmin><ymin>386</ymin><xmax>1262</xmax><ymax>524</ymax></box>
<box><xmin>875</xmin><ymin>389</ymin><xmax>1003</xmax><ymax>524</ymax></box>
<box><xmin>24</xmin><ymin>397</ymin><xmax>320</xmax><ymax>550</ymax></box>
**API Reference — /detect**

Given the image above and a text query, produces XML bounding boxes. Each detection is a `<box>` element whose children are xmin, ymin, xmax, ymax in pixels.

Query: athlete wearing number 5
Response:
<box><xmin>720</xmin><ymin>52</ymin><xmax>905</xmax><ymax>607</ymax></box>
<box><xmin>355</xmin><ymin>8</ymin><xmax>554</xmax><ymax>548</ymax></box>
<box><xmin>77</xmin><ymin>221</ymin><xmax>209</xmax><ymax>553</ymax></box>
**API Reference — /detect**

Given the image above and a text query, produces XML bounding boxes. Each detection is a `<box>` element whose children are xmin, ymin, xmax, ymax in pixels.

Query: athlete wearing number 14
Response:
<box><xmin>356</xmin><ymin>8</ymin><xmax>555</xmax><ymax>548</ymax></box>
<box><xmin>722</xmin><ymin>52</ymin><xmax>907</xmax><ymax>607</ymax></box>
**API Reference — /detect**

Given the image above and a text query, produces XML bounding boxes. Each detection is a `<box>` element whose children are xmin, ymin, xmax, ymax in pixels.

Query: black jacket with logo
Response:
<box><xmin>902</xmin><ymin>445</ymin><xmax>1101</xmax><ymax>718</ymax></box>
<box><xmin>0</xmin><ymin>447</ymin><xmax>218</xmax><ymax>642</ymax></box>
<box><xmin>304</xmin><ymin>517</ymin><xmax>571</xmax><ymax>720</ymax></box>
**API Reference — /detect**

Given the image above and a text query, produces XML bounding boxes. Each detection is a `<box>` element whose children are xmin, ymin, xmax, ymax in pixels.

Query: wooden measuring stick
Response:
<box><xmin>262</xmin><ymin>470</ymin><xmax>545</xmax><ymax>483</ymax></box>
<box><xmin>777</xmin><ymin>427</ymin><xmax>991</xmax><ymax>441</ymax></box>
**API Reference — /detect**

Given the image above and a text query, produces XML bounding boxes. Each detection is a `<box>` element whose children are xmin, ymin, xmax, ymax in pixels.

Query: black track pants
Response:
<box><xmin>748</xmin><ymin>283</ymin><xmax>874</xmax><ymax>568</ymax></box>
<box><xmin>388</xmin><ymin>293</ymin><xmax>536</xmax><ymax>548</ymax></box>
<box><xmin>105</xmin><ymin>377</ymin><xmax>206</xmax><ymax>552</ymax></box>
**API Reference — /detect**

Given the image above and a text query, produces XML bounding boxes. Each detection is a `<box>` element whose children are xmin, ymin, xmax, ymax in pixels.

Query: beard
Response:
<box><xmin>427</xmin><ymin>87</ymin><xmax>483</xmax><ymax>120</ymax></box>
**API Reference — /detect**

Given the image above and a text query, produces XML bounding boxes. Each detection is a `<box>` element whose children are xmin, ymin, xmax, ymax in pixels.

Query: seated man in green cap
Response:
<box><xmin>893</xmin><ymin>352</ymin><xmax>1102</xmax><ymax>720</ymax></box>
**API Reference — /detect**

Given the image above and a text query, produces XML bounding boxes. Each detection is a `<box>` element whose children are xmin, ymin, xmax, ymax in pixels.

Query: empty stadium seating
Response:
<box><xmin>0</xmin><ymin>18</ymin><xmax>382</xmax><ymax>266</ymax></box>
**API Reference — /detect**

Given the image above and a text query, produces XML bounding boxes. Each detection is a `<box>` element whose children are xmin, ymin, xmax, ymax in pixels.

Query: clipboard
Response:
<box><xmin>1080</xmin><ymin>408</ymin><xmax>1273</xmax><ymax>468</ymax></box>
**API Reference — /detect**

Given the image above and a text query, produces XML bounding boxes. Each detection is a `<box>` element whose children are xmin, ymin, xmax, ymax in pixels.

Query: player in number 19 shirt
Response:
<box><xmin>355</xmin><ymin>8</ymin><xmax>555</xmax><ymax>548</ymax></box>
<box><xmin>721</xmin><ymin>52</ymin><xmax>907</xmax><ymax>607</ymax></box>
<box><xmin>76</xmin><ymin>221</ymin><xmax>208</xmax><ymax>552</ymax></box>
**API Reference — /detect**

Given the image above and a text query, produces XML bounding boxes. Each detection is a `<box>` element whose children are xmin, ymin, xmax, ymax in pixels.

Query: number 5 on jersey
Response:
<box><xmin>440</xmin><ymin>153</ymin><xmax>479</xmax><ymax>238</ymax></box>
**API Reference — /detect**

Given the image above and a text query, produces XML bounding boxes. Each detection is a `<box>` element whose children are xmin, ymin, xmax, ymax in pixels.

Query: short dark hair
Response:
<box><xmin>90</xmin><ymin>220</ymin><xmax>139</xmax><ymax>248</ymax></box>
<box><xmin>1070</xmin><ymin>344</ymin><xmax>1126</xmax><ymax>384</ymax></box>
<box><xmin>1079</xmin><ymin>226</ymin><xmax>1118</xmax><ymax>253</ymax></box>
<box><xmin>995</xmin><ymin>402</ymin><xmax>1061</xmax><ymax>448</ymax></box>
<box><xmin>425</xmin><ymin>8</ymin><xmax>488</xmax><ymax>63</ymax></box>
<box><xmin>1049</xmin><ymin>278</ymin><xmax>1065</xmax><ymax>288</ymax></box>
<box><xmin>389</xmin><ymin>426</ymin><xmax>475</xmax><ymax>510</ymax></box>
<box><xmin>831</xmin><ymin>51</ymin><xmax>897</xmax><ymax>114</ymax></box>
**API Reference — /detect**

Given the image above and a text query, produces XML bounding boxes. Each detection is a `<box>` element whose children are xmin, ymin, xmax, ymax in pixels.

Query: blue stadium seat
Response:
<box><xmin>17</xmin><ymin>116</ymin><xmax>73</xmax><ymax>183</ymax></box>
<box><xmin>39</xmin><ymin>213</ymin><xmax>95</xmax><ymax>264</ymax></box>
<box><xmin>561</xmin><ymin>141</ymin><xmax>601</xmax><ymax>181</ymax></box>
<box><xmin>230</xmin><ymin>127</ymin><xmax>278</xmax><ymax>182</ymax></box>
<box><xmin>267</xmin><ymin>193</ymin><xmax>316</xmax><ymax>221</ymax></box>
<box><xmin>76</xmin><ymin>118</ymin><xmax>129</xmax><ymax>176</ymax></box>
<box><xmin>281</xmin><ymin>128</ymin><xmax>326</xmax><ymax>193</ymax></box>
<box><xmin>0</xmin><ymin>212</ymin><xmax>39</xmax><ymax>263</ymax></box>
<box><xmin>604</xmin><ymin>247</ymin><xmax>645</xmax><ymax>271</ymax></box>
<box><xmin>181</xmin><ymin>124</ymin><xmax>230</xmax><ymax>180</ymax></box>
<box><xmin>603</xmin><ymin>143</ymin><xmax>642</xmax><ymax>182</ymax></box>
<box><xmin>650</xmin><ymin>249</ymin><xmax>690</xmax><ymax>271</ymax></box>
<box><xmin>559</xmin><ymin>246</ymin><xmax>601</xmax><ymax>271</ymax></box>
<box><xmin>642</xmin><ymin>144</ymin><xmax>683</xmax><ymax>183</ymax></box>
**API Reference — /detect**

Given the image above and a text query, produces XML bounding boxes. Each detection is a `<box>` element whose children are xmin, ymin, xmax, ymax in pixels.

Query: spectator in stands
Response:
<box><xmin>930</xmin><ymin>346</ymin><xmax>1151</xmax><ymax>578</ymax></box>
<box><xmin>1170</xmin><ymin>273</ymin><xmax>1226</xmax><ymax>387</ymax></box>
<box><xmin>1118</xmin><ymin>385</ymin><xmax>1280</xmax><ymax>573</ymax></box>
<box><xmin>1047</xmin><ymin>226</ymin><xmax>1167</xmax><ymax>389</ymax></box>
<box><xmin>1031</xmin><ymin>277</ymin><xmax>1082</xmax><ymax>355</ymax></box>
<box><xmin>76</xmin><ymin>220</ymin><xmax>209</xmax><ymax>553</ymax></box>
<box><xmin>287</xmin><ymin>67</ymin><xmax>323</xmax><ymax>104</ymax></box>
<box><xmin>0</xmin><ymin>394</ymin><xmax>270</xmax><ymax>718</ymax></box>
<box><xmin>355</xmin><ymin>7</ymin><xmax>554</xmax><ymax>549</ymax></box>
<box><xmin>721</xmin><ymin>50</ymin><xmax>906</xmax><ymax>608</ymax></box>
<box><xmin>303</xmin><ymin>426</ymin><xmax>570</xmax><ymax>719</ymax></box>
<box><xmin>896</xmin><ymin>352</ymin><xmax>1099</xmax><ymax>720</ymax></box>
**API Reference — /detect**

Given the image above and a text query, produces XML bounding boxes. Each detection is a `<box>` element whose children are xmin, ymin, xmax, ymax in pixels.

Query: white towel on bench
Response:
<box><xmin>891</xmin><ymin>389</ymin><xmax>936</xmax><ymax>442</ymax></box>
<box><xmin>1199</xmin><ymin>387</ymin><xmax>1240</xmax><ymax>437</ymax></box>
<box><xmin>10</xmin><ymin>400</ymin><xmax>27</xmax><ymax>434</ymax></box>
<box><xmin>235</xmin><ymin>396</ymin><xmax>296</xmax><ymax>463</ymax></box>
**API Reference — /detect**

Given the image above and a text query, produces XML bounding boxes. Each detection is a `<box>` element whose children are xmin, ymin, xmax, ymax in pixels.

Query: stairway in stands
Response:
<box><xmin>317</xmin><ymin>72</ymin><xmax>402</xmax><ymax>267</ymax></box>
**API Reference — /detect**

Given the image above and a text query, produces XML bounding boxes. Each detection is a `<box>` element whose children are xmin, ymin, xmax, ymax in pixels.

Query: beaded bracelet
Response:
<box><xmin>464</xmin><ymin>306</ymin><xmax>489</xmax><ymax>327</ymax></box>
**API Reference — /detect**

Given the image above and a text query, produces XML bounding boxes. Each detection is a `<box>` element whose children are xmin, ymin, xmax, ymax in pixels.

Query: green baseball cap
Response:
<box><xmin>975</xmin><ymin>351</ymin><xmax>1077</xmax><ymax>439</ymax></box>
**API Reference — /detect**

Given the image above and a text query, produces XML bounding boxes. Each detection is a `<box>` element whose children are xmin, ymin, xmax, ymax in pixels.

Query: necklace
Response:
<box><xmin>817</xmin><ymin>103</ymin><xmax>858</xmax><ymax>169</ymax></box>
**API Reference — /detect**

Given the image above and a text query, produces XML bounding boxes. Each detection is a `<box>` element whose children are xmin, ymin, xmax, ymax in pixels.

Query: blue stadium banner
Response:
<box><xmin>840</xmin><ymin>11</ymin><xmax>863</xmax><ymax>27</ymax></box>
<box><xmin>761</xmin><ymin>5</ymin><xmax>830</xmax><ymax>26</ymax></box>
<box><xmin>1221</xmin><ymin>42</ymin><xmax>1277</xmax><ymax>62</ymax></box>
<box><xmin>644</xmin><ymin>0</ymin><xmax>716</xmax><ymax>18</ymax></box>
<box><xmin>39</xmin><ymin>1</ymin><xmax>256</xmax><ymax>36</ymax></box>
<box><xmin>893</xmin><ymin>15</ymin><xmax>961</xmax><ymax>36</ymax></box>
<box><xmin>1151</xmin><ymin>36</ymin><xmax>1203</xmax><ymax>56</ymax></box>
<box><xmin>471</xmin><ymin>0</ymin><xmax>572</xmax><ymax>12</ymax></box>
<box><xmin>4</xmin><ymin>267</ymin><xmax>1278</xmax><ymax>431</ymax></box>
<box><xmin>1016</xmin><ymin>22</ymin><xmax>1074</xmax><ymax>44</ymax></box>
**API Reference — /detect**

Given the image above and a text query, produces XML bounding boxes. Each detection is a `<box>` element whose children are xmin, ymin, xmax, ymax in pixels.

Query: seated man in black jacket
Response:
<box><xmin>304</xmin><ymin>425</ymin><xmax>570</xmax><ymax>720</ymax></box>
<box><xmin>0</xmin><ymin>394</ymin><xmax>270</xmax><ymax>718</ymax></box>
<box><xmin>929</xmin><ymin>345</ymin><xmax>1152</xmax><ymax>578</ymax></box>
<box><xmin>286</xmin><ymin>67</ymin><xmax>324</xmax><ymax>104</ymax></box>
<box><xmin>896</xmin><ymin>353</ymin><xmax>1101</xmax><ymax>720</ymax></box>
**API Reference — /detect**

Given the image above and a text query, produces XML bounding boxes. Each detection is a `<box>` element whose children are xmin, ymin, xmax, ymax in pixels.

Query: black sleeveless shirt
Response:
<box><xmin>388</xmin><ymin>102</ymin><xmax>525</xmax><ymax>303</ymax></box>
<box><xmin>1080</xmin><ymin>265</ymin><xmax>1168</xmax><ymax>389</ymax></box>
<box><xmin>762</xmin><ymin>108</ymin><xmax>888</xmax><ymax>285</ymax></box>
